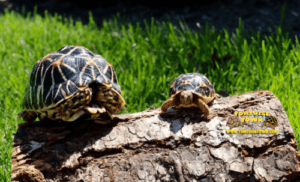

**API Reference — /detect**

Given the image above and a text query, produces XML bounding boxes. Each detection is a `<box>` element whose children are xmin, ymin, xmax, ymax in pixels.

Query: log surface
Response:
<box><xmin>12</xmin><ymin>90</ymin><xmax>300</xmax><ymax>182</ymax></box>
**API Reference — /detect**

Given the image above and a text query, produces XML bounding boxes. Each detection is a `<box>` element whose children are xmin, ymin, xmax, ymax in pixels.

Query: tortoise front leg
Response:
<box><xmin>18</xmin><ymin>111</ymin><xmax>37</xmax><ymax>122</ymax></box>
<box><xmin>195</xmin><ymin>99</ymin><xmax>210</xmax><ymax>117</ymax></box>
<box><xmin>160</xmin><ymin>98</ymin><xmax>175</xmax><ymax>112</ymax></box>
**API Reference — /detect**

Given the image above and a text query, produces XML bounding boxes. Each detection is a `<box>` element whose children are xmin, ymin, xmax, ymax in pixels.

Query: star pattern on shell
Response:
<box><xmin>18</xmin><ymin>45</ymin><xmax>125</xmax><ymax>124</ymax></box>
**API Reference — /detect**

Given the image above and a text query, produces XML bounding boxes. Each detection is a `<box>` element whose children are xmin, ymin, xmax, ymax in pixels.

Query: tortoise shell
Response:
<box><xmin>160</xmin><ymin>73</ymin><xmax>218</xmax><ymax>117</ymax></box>
<box><xmin>19</xmin><ymin>45</ymin><xmax>125</xmax><ymax>123</ymax></box>
<box><xmin>169</xmin><ymin>73</ymin><xmax>216</xmax><ymax>102</ymax></box>
<box><xmin>261</xmin><ymin>116</ymin><xmax>278</xmax><ymax>129</ymax></box>
<box><xmin>226</xmin><ymin>116</ymin><xmax>244</xmax><ymax>129</ymax></box>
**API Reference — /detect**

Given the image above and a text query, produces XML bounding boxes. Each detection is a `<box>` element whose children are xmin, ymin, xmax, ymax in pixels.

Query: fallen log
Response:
<box><xmin>11</xmin><ymin>90</ymin><xmax>300</xmax><ymax>181</ymax></box>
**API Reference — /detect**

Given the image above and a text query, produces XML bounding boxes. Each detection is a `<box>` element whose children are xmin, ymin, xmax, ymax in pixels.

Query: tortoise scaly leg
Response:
<box><xmin>54</xmin><ymin>87</ymin><xmax>92</xmax><ymax>122</ymax></box>
<box><xmin>160</xmin><ymin>98</ymin><xmax>175</xmax><ymax>112</ymax></box>
<box><xmin>195</xmin><ymin>99</ymin><xmax>210</xmax><ymax>117</ymax></box>
<box><xmin>62</xmin><ymin>110</ymin><xmax>86</xmax><ymax>122</ymax></box>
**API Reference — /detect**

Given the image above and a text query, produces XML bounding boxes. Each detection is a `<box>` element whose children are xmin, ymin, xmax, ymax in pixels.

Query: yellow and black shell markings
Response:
<box><xmin>226</xmin><ymin>116</ymin><xmax>244</xmax><ymax>129</ymax></box>
<box><xmin>261</xmin><ymin>116</ymin><xmax>279</xmax><ymax>129</ymax></box>
<box><xmin>169</xmin><ymin>73</ymin><xmax>216</xmax><ymax>101</ymax></box>
<box><xmin>160</xmin><ymin>73</ymin><xmax>217</xmax><ymax>117</ymax></box>
<box><xmin>18</xmin><ymin>45</ymin><xmax>125</xmax><ymax>123</ymax></box>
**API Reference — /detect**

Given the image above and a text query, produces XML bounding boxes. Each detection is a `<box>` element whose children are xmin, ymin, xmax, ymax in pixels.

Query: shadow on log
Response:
<box><xmin>11</xmin><ymin>90</ymin><xmax>300</xmax><ymax>182</ymax></box>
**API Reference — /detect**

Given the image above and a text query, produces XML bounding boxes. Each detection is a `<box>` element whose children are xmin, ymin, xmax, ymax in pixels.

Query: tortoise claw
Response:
<box><xmin>84</xmin><ymin>104</ymin><xmax>113</xmax><ymax>123</ymax></box>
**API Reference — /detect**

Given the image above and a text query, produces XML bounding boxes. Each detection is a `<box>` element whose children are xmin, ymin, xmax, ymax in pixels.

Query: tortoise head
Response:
<box><xmin>179</xmin><ymin>90</ymin><xmax>193</xmax><ymax>106</ymax></box>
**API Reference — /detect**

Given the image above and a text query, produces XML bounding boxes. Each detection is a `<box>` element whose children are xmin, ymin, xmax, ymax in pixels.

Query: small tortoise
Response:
<box><xmin>261</xmin><ymin>116</ymin><xmax>279</xmax><ymax>129</ymax></box>
<box><xmin>226</xmin><ymin>116</ymin><xmax>244</xmax><ymax>129</ymax></box>
<box><xmin>18</xmin><ymin>45</ymin><xmax>125</xmax><ymax>124</ymax></box>
<box><xmin>160</xmin><ymin>73</ymin><xmax>218</xmax><ymax>117</ymax></box>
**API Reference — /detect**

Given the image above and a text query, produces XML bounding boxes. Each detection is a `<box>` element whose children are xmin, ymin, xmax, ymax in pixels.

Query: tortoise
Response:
<box><xmin>18</xmin><ymin>45</ymin><xmax>125</xmax><ymax>124</ymax></box>
<box><xmin>261</xmin><ymin>116</ymin><xmax>279</xmax><ymax>129</ymax></box>
<box><xmin>226</xmin><ymin>116</ymin><xmax>244</xmax><ymax>129</ymax></box>
<box><xmin>160</xmin><ymin>73</ymin><xmax>218</xmax><ymax>117</ymax></box>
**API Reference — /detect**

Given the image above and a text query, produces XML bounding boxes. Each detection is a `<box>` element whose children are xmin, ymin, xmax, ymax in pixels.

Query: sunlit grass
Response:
<box><xmin>0</xmin><ymin>4</ymin><xmax>299</xmax><ymax>180</ymax></box>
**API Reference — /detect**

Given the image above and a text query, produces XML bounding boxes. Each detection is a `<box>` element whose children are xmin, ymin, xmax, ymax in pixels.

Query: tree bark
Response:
<box><xmin>11</xmin><ymin>90</ymin><xmax>300</xmax><ymax>182</ymax></box>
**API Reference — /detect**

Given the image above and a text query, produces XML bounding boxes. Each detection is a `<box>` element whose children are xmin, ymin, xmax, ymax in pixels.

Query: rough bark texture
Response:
<box><xmin>12</xmin><ymin>90</ymin><xmax>300</xmax><ymax>182</ymax></box>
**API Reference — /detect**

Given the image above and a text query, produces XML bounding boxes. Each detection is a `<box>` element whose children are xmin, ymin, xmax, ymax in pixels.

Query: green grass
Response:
<box><xmin>1</xmin><ymin>3</ymin><xmax>300</xmax><ymax>180</ymax></box>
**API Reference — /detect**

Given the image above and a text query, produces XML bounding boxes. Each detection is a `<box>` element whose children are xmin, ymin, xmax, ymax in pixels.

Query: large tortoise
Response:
<box><xmin>18</xmin><ymin>45</ymin><xmax>125</xmax><ymax>124</ymax></box>
<box><xmin>160</xmin><ymin>73</ymin><xmax>218</xmax><ymax>117</ymax></box>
